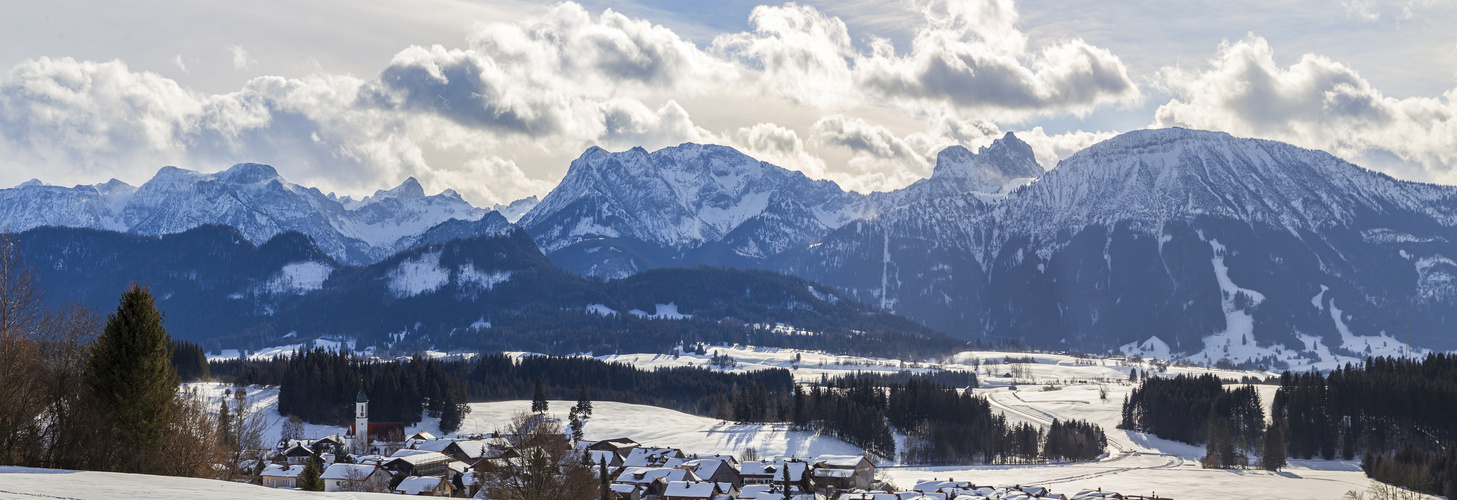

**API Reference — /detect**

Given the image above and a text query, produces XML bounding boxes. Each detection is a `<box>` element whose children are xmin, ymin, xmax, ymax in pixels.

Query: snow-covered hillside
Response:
<box><xmin>0</xmin><ymin>466</ymin><xmax>399</xmax><ymax>499</ymax></box>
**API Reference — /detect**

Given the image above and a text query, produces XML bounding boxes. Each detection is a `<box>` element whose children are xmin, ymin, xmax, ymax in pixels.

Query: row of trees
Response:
<box><xmin>0</xmin><ymin>237</ymin><xmax>227</xmax><ymax>476</ymax></box>
<box><xmin>1119</xmin><ymin>374</ymin><xmax>1279</xmax><ymax>470</ymax></box>
<box><xmin>268</xmin><ymin>349</ymin><xmax>471</xmax><ymax>433</ymax></box>
<box><xmin>1272</xmin><ymin>355</ymin><xmax>1457</xmax><ymax>497</ymax></box>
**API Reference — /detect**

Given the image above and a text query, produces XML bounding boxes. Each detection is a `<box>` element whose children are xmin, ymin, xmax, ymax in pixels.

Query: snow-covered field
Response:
<box><xmin>0</xmin><ymin>466</ymin><xmax>396</xmax><ymax>499</ymax></box>
<box><xmin>458</xmin><ymin>400</ymin><xmax>864</xmax><ymax>459</ymax></box>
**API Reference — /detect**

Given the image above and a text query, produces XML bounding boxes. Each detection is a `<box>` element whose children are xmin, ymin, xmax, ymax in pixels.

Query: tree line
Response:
<box><xmin>1272</xmin><ymin>354</ymin><xmax>1457</xmax><ymax>498</ymax></box>
<box><xmin>1119</xmin><ymin>374</ymin><xmax>1272</xmax><ymax>469</ymax></box>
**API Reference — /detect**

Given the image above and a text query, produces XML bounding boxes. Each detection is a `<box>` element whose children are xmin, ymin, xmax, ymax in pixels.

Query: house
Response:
<box><xmin>259</xmin><ymin>463</ymin><xmax>305</xmax><ymax>489</ymax></box>
<box><xmin>321</xmin><ymin>463</ymin><xmax>389</xmax><ymax>492</ymax></box>
<box><xmin>384</xmin><ymin>449</ymin><xmax>453</xmax><ymax>477</ymax></box>
<box><xmin>1070</xmin><ymin>490</ymin><xmax>1125</xmax><ymax>500</ymax></box>
<box><xmin>443</xmin><ymin>439</ymin><xmax>493</xmax><ymax>463</ymax></box>
<box><xmin>622</xmin><ymin>447</ymin><xmax>685</xmax><ymax>467</ymax></box>
<box><xmin>588</xmin><ymin>449</ymin><xmax>624</xmax><ymax>468</ymax></box>
<box><xmin>663</xmin><ymin>480</ymin><xmax>720</xmax><ymax>500</ymax></box>
<box><xmin>813</xmin><ymin>455</ymin><xmax>876</xmax><ymax>490</ymax></box>
<box><xmin>911</xmin><ymin>480</ymin><xmax>973</xmax><ymax>494</ymax></box>
<box><xmin>395</xmin><ymin>475</ymin><xmax>454</xmax><ymax>496</ymax></box>
<box><xmin>838</xmin><ymin>492</ymin><xmax>902</xmax><ymax>500</ymax></box>
<box><xmin>588</xmin><ymin>438</ymin><xmax>641</xmax><ymax>455</ymax></box>
<box><xmin>613</xmin><ymin>466</ymin><xmax>700</xmax><ymax>497</ymax></box>
<box><xmin>680</xmin><ymin>458</ymin><xmax>741</xmax><ymax>488</ymax></box>
<box><xmin>739</xmin><ymin>460</ymin><xmax>808</xmax><ymax>485</ymax></box>
<box><xmin>739</xmin><ymin>484</ymin><xmax>814</xmax><ymax>500</ymax></box>
<box><xmin>610</xmin><ymin>483</ymin><xmax>644</xmax><ymax>500</ymax></box>
<box><xmin>410</xmin><ymin>431</ymin><xmax>438</xmax><ymax>441</ymax></box>
<box><xmin>280</xmin><ymin>443</ymin><xmax>316</xmax><ymax>465</ymax></box>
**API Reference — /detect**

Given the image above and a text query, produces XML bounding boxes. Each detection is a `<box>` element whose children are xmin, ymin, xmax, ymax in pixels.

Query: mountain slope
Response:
<box><xmin>781</xmin><ymin>128</ymin><xmax>1457</xmax><ymax>360</ymax></box>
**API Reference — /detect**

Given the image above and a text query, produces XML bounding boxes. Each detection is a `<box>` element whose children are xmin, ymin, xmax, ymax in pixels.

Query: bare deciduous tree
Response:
<box><xmin>478</xmin><ymin>412</ymin><xmax>596</xmax><ymax>500</ymax></box>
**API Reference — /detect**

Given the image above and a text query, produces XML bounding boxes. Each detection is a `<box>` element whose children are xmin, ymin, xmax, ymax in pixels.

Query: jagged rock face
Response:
<box><xmin>0</xmin><ymin>163</ymin><xmax>484</xmax><ymax>264</ymax></box>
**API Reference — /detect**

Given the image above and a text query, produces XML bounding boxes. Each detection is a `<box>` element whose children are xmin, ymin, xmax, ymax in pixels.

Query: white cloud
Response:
<box><xmin>172</xmin><ymin>54</ymin><xmax>188</xmax><ymax>73</ymax></box>
<box><xmin>1153</xmin><ymin>35</ymin><xmax>1457</xmax><ymax>183</ymax></box>
<box><xmin>229</xmin><ymin>46</ymin><xmax>254</xmax><ymax>70</ymax></box>
<box><xmin>727</xmin><ymin>122</ymin><xmax>829</xmax><ymax>179</ymax></box>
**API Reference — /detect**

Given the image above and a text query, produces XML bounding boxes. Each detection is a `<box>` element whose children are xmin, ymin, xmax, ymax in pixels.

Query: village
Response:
<box><xmin>247</xmin><ymin>389</ymin><xmax>1168</xmax><ymax>499</ymax></box>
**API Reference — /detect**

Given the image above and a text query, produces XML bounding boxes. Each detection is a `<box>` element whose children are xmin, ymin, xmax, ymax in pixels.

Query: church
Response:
<box><xmin>347</xmin><ymin>390</ymin><xmax>406</xmax><ymax>455</ymax></box>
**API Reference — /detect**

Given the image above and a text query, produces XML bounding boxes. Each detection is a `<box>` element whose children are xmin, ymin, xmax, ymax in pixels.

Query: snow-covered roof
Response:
<box><xmin>320</xmin><ymin>463</ymin><xmax>380</xmax><ymax>481</ymax></box>
<box><xmin>611</xmin><ymin>483</ymin><xmax>641</xmax><ymax>494</ymax></box>
<box><xmin>260</xmin><ymin>464</ymin><xmax>305</xmax><ymax>478</ymax></box>
<box><xmin>615</xmin><ymin>466</ymin><xmax>698</xmax><ymax>484</ymax></box>
<box><xmin>412</xmin><ymin>439</ymin><xmax>454</xmax><ymax>452</ymax></box>
<box><xmin>387</xmin><ymin>449</ymin><xmax>451</xmax><ymax>465</ymax></box>
<box><xmin>814</xmin><ymin>455</ymin><xmax>871</xmax><ymax>469</ymax></box>
<box><xmin>452</xmin><ymin>439</ymin><xmax>491</xmax><ymax>458</ymax></box>
<box><xmin>665</xmin><ymin>481</ymin><xmax>719</xmax><ymax>498</ymax></box>
<box><xmin>622</xmin><ymin>447</ymin><xmax>683</xmax><ymax>467</ymax></box>
<box><xmin>813</xmin><ymin>468</ymin><xmax>855</xmax><ymax>478</ymax></box>
<box><xmin>395</xmin><ymin>476</ymin><xmax>444</xmax><ymax>495</ymax></box>
<box><xmin>410</xmin><ymin>431</ymin><xmax>438</xmax><ymax>441</ymax></box>
<box><xmin>588</xmin><ymin>450</ymin><xmax>618</xmax><ymax>465</ymax></box>
<box><xmin>912</xmin><ymin>480</ymin><xmax>972</xmax><ymax>493</ymax></box>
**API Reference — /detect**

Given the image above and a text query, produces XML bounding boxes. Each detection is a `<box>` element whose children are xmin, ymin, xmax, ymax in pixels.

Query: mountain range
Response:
<box><xmin>5</xmin><ymin>128</ymin><xmax>1456</xmax><ymax>364</ymax></box>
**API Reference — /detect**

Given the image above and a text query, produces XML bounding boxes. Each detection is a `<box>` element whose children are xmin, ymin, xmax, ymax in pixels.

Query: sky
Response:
<box><xmin>0</xmin><ymin>0</ymin><xmax>1454</xmax><ymax>206</ymax></box>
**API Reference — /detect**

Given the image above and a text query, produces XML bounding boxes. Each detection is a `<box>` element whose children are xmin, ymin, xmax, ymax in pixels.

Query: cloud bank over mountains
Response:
<box><xmin>0</xmin><ymin>0</ymin><xmax>1454</xmax><ymax>205</ymax></box>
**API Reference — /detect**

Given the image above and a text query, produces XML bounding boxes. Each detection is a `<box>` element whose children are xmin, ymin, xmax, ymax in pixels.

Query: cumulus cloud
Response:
<box><xmin>1153</xmin><ymin>35</ymin><xmax>1457</xmax><ymax>182</ymax></box>
<box><xmin>0</xmin><ymin>1</ymin><xmax>1149</xmax><ymax>203</ymax></box>
<box><xmin>727</xmin><ymin>122</ymin><xmax>829</xmax><ymax>179</ymax></box>
<box><xmin>716</xmin><ymin>0</ymin><xmax>1139</xmax><ymax>120</ymax></box>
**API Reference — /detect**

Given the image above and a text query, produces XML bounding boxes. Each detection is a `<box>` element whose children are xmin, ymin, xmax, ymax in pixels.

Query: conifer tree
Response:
<box><xmin>782</xmin><ymin>465</ymin><xmax>793</xmax><ymax>500</ymax></box>
<box><xmin>576</xmin><ymin>382</ymin><xmax>593</xmax><ymax>417</ymax></box>
<box><xmin>298</xmin><ymin>454</ymin><xmax>324</xmax><ymax>491</ymax></box>
<box><xmin>599</xmin><ymin>457</ymin><xmax>611</xmax><ymax>500</ymax></box>
<box><xmin>1262</xmin><ymin>422</ymin><xmax>1286</xmax><ymax>471</ymax></box>
<box><xmin>83</xmin><ymin>284</ymin><xmax>179</xmax><ymax>472</ymax></box>
<box><xmin>532</xmin><ymin>377</ymin><xmax>548</xmax><ymax>413</ymax></box>
<box><xmin>217</xmin><ymin>400</ymin><xmax>232</xmax><ymax>448</ymax></box>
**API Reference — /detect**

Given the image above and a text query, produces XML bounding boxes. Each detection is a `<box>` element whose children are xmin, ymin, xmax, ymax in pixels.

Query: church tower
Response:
<box><xmin>354</xmin><ymin>389</ymin><xmax>369</xmax><ymax>454</ymax></box>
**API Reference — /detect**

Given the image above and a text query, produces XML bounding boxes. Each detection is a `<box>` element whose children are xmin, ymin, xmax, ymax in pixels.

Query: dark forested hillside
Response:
<box><xmin>9</xmin><ymin>225</ymin><xmax>958</xmax><ymax>358</ymax></box>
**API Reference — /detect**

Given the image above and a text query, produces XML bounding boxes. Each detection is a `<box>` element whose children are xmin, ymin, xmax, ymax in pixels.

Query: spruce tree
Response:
<box><xmin>532</xmin><ymin>377</ymin><xmax>548</xmax><ymax>413</ymax></box>
<box><xmin>298</xmin><ymin>455</ymin><xmax>324</xmax><ymax>491</ymax></box>
<box><xmin>576</xmin><ymin>382</ymin><xmax>593</xmax><ymax>417</ymax></box>
<box><xmin>599</xmin><ymin>457</ymin><xmax>611</xmax><ymax>500</ymax></box>
<box><xmin>83</xmin><ymin>284</ymin><xmax>180</xmax><ymax>472</ymax></box>
<box><xmin>782</xmin><ymin>465</ymin><xmax>793</xmax><ymax>500</ymax></box>
<box><xmin>1262</xmin><ymin>422</ymin><xmax>1286</xmax><ymax>471</ymax></box>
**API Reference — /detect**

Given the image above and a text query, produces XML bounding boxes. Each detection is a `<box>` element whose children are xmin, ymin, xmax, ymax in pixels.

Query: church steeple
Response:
<box><xmin>353</xmin><ymin>389</ymin><xmax>369</xmax><ymax>453</ymax></box>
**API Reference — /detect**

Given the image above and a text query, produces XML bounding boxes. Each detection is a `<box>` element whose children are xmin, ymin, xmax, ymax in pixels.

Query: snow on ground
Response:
<box><xmin>458</xmin><ymin>400</ymin><xmax>864</xmax><ymax>459</ymax></box>
<box><xmin>386</xmin><ymin>251</ymin><xmax>449</xmax><ymax>298</ymax></box>
<box><xmin>0</xmin><ymin>466</ymin><xmax>398</xmax><ymax>499</ymax></box>
<box><xmin>262</xmin><ymin>261</ymin><xmax>333</xmax><ymax>295</ymax></box>
<box><xmin>627</xmin><ymin>303</ymin><xmax>691</xmax><ymax>320</ymax></box>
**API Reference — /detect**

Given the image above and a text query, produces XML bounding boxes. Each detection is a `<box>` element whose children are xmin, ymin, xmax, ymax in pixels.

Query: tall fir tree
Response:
<box><xmin>298</xmin><ymin>455</ymin><xmax>324</xmax><ymax>491</ymax></box>
<box><xmin>532</xmin><ymin>377</ymin><xmax>548</xmax><ymax>413</ymax></box>
<box><xmin>1262</xmin><ymin>422</ymin><xmax>1286</xmax><ymax>471</ymax></box>
<box><xmin>599</xmin><ymin>458</ymin><xmax>611</xmax><ymax>500</ymax></box>
<box><xmin>782</xmin><ymin>464</ymin><xmax>793</xmax><ymax>500</ymax></box>
<box><xmin>83</xmin><ymin>284</ymin><xmax>180</xmax><ymax>472</ymax></box>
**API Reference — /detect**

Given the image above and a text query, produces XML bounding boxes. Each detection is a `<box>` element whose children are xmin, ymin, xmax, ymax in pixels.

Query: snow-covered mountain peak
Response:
<box><xmin>368</xmin><ymin>177</ymin><xmax>427</xmax><ymax>201</ymax></box>
<box><xmin>493</xmin><ymin>195</ymin><xmax>539</xmax><ymax>223</ymax></box>
<box><xmin>217</xmin><ymin>163</ymin><xmax>283</xmax><ymax>184</ymax></box>
<box><xmin>17</xmin><ymin>179</ymin><xmax>43</xmax><ymax>188</ymax></box>
<box><xmin>1002</xmin><ymin>127</ymin><xmax>1445</xmax><ymax>235</ymax></box>
<box><xmin>931</xmin><ymin>132</ymin><xmax>1042</xmax><ymax>181</ymax></box>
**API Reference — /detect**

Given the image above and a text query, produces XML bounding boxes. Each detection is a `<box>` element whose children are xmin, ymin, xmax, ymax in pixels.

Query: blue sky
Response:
<box><xmin>0</xmin><ymin>0</ymin><xmax>1453</xmax><ymax>206</ymax></box>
